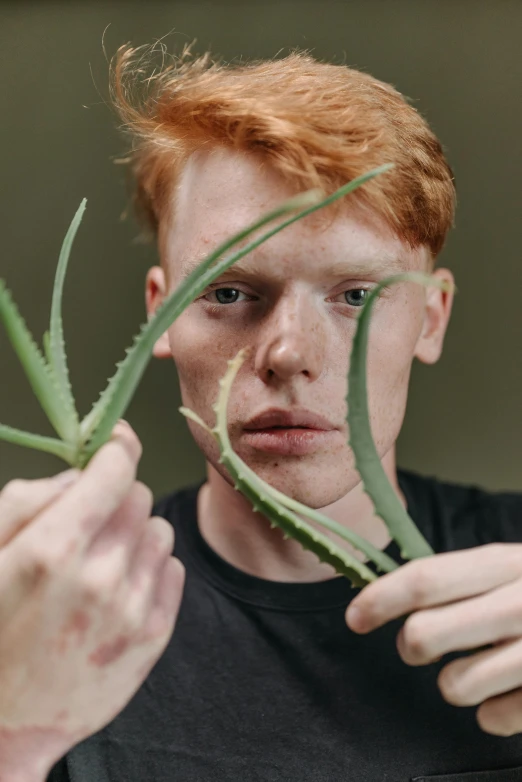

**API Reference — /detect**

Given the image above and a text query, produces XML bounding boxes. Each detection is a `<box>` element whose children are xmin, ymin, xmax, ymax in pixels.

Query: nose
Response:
<box><xmin>253</xmin><ymin>288</ymin><xmax>327</xmax><ymax>384</ymax></box>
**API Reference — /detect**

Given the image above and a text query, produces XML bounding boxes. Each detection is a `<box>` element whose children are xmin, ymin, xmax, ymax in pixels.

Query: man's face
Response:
<box><xmin>147</xmin><ymin>147</ymin><xmax>453</xmax><ymax>508</ymax></box>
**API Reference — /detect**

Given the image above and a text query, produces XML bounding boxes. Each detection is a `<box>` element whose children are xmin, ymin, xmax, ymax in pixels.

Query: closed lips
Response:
<box><xmin>244</xmin><ymin>408</ymin><xmax>337</xmax><ymax>431</ymax></box>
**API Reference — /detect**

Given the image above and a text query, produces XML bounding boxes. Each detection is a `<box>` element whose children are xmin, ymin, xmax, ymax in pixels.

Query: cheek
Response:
<box><xmin>364</xmin><ymin>301</ymin><xmax>423</xmax><ymax>447</ymax></box>
<box><xmin>167</xmin><ymin>320</ymin><xmax>230</xmax><ymax>422</ymax></box>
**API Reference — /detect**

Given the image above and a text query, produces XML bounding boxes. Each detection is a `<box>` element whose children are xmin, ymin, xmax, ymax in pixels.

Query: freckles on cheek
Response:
<box><xmin>363</xmin><ymin>321</ymin><xmax>415</xmax><ymax>451</ymax></box>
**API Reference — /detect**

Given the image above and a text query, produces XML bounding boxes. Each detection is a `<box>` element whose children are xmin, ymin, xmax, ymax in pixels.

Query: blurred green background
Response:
<box><xmin>1</xmin><ymin>0</ymin><xmax>521</xmax><ymax>497</ymax></box>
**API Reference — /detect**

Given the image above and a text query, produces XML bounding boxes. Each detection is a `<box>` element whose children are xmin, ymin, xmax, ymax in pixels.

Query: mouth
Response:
<box><xmin>242</xmin><ymin>426</ymin><xmax>340</xmax><ymax>455</ymax></box>
<box><xmin>255</xmin><ymin>425</ymin><xmax>312</xmax><ymax>430</ymax></box>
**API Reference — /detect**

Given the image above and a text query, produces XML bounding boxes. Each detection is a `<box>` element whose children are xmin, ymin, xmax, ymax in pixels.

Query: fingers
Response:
<box><xmin>395</xmin><ymin>576</ymin><xmax>522</xmax><ymax>666</ymax></box>
<box><xmin>142</xmin><ymin>555</ymin><xmax>186</xmax><ymax>643</ymax></box>
<box><xmin>85</xmin><ymin>482</ymin><xmax>154</xmax><ymax>563</ymax></box>
<box><xmin>122</xmin><ymin>517</ymin><xmax>176</xmax><ymax>630</ymax></box>
<box><xmin>346</xmin><ymin>543</ymin><xmax>522</xmax><ymax>634</ymax></box>
<box><xmin>14</xmin><ymin>422</ymin><xmax>143</xmax><ymax>557</ymax></box>
<box><xmin>0</xmin><ymin>470</ymin><xmax>80</xmax><ymax>549</ymax></box>
<box><xmin>477</xmin><ymin>686</ymin><xmax>522</xmax><ymax>737</ymax></box>
<box><xmin>437</xmin><ymin>636</ymin><xmax>522</xmax><ymax>709</ymax></box>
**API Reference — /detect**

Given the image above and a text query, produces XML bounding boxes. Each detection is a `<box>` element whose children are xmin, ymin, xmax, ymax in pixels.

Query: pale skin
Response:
<box><xmin>146</xmin><ymin>146</ymin><xmax>522</xmax><ymax>737</ymax></box>
<box><xmin>0</xmin><ymin>422</ymin><xmax>185</xmax><ymax>781</ymax></box>
<box><xmin>147</xmin><ymin>147</ymin><xmax>452</xmax><ymax>580</ymax></box>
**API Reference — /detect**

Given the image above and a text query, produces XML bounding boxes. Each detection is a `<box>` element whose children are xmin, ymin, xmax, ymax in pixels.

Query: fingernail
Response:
<box><xmin>55</xmin><ymin>468</ymin><xmax>80</xmax><ymax>487</ymax></box>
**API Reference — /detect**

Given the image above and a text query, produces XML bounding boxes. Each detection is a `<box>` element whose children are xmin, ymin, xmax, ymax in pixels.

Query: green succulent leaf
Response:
<box><xmin>0</xmin><ymin>423</ymin><xmax>74</xmax><ymax>462</ymax></box>
<box><xmin>0</xmin><ymin>279</ymin><xmax>75</xmax><ymax>442</ymax></box>
<box><xmin>348</xmin><ymin>270</ymin><xmax>455</xmax><ymax>560</ymax></box>
<box><xmin>43</xmin><ymin>330</ymin><xmax>52</xmax><ymax>366</ymax></box>
<box><xmin>47</xmin><ymin>200</ymin><xmax>86</xmax><ymax>439</ymax></box>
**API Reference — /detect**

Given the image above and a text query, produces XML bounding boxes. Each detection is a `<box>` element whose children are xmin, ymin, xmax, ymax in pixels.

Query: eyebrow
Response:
<box><xmin>178</xmin><ymin>254</ymin><xmax>409</xmax><ymax>283</ymax></box>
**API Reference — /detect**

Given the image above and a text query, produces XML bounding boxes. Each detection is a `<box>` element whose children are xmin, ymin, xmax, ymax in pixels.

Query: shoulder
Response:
<box><xmin>398</xmin><ymin>467</ymin><xmax>522</xmax><ymax>549</ymax></box>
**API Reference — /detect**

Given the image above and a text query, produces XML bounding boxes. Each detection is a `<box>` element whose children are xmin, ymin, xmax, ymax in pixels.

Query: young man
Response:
<box><xmin>1</xmin><ymin>46</ymin><xmax>522</xmax><ymax>782</ymax></box>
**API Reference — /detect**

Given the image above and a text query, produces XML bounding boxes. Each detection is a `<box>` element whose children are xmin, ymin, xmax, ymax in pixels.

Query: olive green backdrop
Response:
<box><xmin>1</xmin><ymin>0</ymin><xmax>520</xmax><ymax>497</ymax></box>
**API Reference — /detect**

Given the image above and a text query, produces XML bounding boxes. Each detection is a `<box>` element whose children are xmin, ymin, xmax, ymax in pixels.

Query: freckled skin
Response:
<box><xmin>146</xmin><ymin>147</ymin><xmax>454</xmax><ymax>582</ymax></box>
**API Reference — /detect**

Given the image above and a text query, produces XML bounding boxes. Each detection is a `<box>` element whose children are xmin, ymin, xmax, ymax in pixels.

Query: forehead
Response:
<box><xmin>159</xmin><ymin>147</ymin><xmax>427</xmax><ymax>280</ymax></box>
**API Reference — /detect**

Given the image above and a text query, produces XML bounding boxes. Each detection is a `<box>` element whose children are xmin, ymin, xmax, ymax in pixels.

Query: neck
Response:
<box><xmin>196</xmin><ymin>451</ymin><xmax>405</xmax><ymax>583</ymax></box>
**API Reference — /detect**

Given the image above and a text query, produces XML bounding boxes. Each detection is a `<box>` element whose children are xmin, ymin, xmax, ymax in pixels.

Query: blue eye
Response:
<box><xmin>205</xmin><ymin>286</ymin><xmax>372</xmax><ymax>308</ymax></box>
<box><xmin>213</xmin><ymin>288</ymin><xmax>243</xmax><ymax>304</ymax></box>
<box><xmin>345</xmin><ymin>289</ymin><xmax>369</xmax><ymax>307</ymax></box>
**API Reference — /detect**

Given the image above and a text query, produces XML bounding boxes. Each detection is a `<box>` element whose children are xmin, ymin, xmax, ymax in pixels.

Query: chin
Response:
<box><xmin>243</xmin><ymin>460</ymin><xmax>357</xmax><ymax>509</ymax></box>
<box><xmin>200</xmin><ymin>429</ymin><xmax>358</xmax><ymax>509</ymax></box>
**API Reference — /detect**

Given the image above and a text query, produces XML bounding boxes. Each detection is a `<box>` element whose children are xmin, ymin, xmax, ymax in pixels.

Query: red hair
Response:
<box><xmin>110</xmin><ymin>43</ymin><xmax>456</xmax><ymax>261</ymax></box>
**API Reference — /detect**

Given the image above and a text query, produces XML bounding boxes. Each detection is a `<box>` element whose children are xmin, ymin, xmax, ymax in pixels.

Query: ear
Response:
<box><xmin>145</xmin><ymin>266</ymin><xmax>172</xmax><ymax>359</ymax></box>
<box><xmin>413</xmin><ymin>267</ymin><xmax>455</xmax><ymax>365</ymax></box>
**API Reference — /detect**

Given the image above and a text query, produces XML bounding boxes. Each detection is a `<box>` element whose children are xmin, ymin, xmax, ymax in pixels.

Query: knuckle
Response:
<box><xmin>143</xmin><ymin>605</ymin><xmax>175</xmax><ymax>644</ymax></box>
<box><xmin>1</xmin><ymin>478</ymin><xmax>30</xmax><ymax>505</ymax></box>
<box><xmin>401</xmin><ymin>614</ymin><xmax>432</xmax><ymax>659</ymax></box>
<box><xmin>146</xmin><ymin>517</ymin><xmax>174</xmax><ymax>557</ymax></box>
<box><xmin>19</xmin><ymin>539</ymin><xmax>67</xmax><ymax>581</ymax></box>
<box><xmin>110</xmin><ymin>425</ymin><xmax>143</xmax><ymax>464</ymax></box>
<box><xmin>133</xmin><ymin>481</ymin><xmax>154</xmax><ymax>515</ymax></box>
<box><xmin>156</xmin><ymin>518</ymin><xmax>175</xmax><ymax>552</ymax></box>
<box><xmin>120</xmin><ymin>601</ymin><xmax>145</xmax><ymax>636</ymax></box>
<box><xmin>437</xmin><ymin>665</ymin><xmax>468</xmax><ymax>706</ymax></box>
<box><xmin>156</xmin><ymin>523</ymin><xmax>175</xmax><ymax>560</ymax></box>
<box><xmin>408</xmin><ymin>566</ymin><xmax>436</xmax><ymax>605</ymax></box>
<box><xmin>80</xmin><ymin>566</ymin><xmax>122</xmax><ymax>605</ymax></box>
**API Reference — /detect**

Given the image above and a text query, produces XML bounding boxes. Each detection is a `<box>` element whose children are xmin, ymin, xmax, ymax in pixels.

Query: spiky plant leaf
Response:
<box><xmin>43</xmin><ymin>330</ymin><xmax>52</xmax><ymax>367</ymax></box>
<box><xmin>0</xmin><ymin>423</ymin><xmax>74</xmax><ymax>462</ymax></box>
<box><xmin>347</xmin><ymin>271</ymin><xmax>455</xmax><ymax>560</ymax></box>
<box><xmin>0</xmin><ymin>280</ymin><xmax>75</xmax><ymax>442</ymax></box>
<box><xmin>47</xmin><ymin>200</ymin><xmax>86</xmax><ymax>439</ymax></box>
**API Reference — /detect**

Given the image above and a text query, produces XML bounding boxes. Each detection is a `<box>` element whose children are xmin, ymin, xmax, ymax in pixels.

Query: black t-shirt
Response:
<box><xmin>47</xmin><ymin>468</ymin><xmax>522</xmax><ymax>782</ymax></box>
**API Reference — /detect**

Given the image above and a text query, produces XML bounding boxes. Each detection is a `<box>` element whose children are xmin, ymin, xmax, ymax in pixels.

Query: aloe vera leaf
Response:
<box><xmin>0</xmin><ymin>423</ymin><xmax>75</xmax><ymax>462</ymax></box>
<box><xmin>248</xmin><ymin>479</ymin><xmax>399</xmax><ymax>573</ymax></box>
<box><xmin>78</xmin><ymin>164</ymin><xmax>392</xmax><ymax>467</ymax></box>
<box><xmin>43</xmin><ymin>330</ymin><xmax>52</xmax><ymax>366</ymax></box>
<box><xmin>180</xmin><ymin>348</ymin><xmax>379</xmax><ymax>587</ymax></box>
<box><xmin>47</xmin><ymin>201</ymin><xmax>86</xmax><ymax>439</ymax></box>
<box><xmin>348</xmin><ymin>270</ymin><xmax>455</xmax><ymax>560</ymax></box>
<box><xmin>0</xmin><ymin>280</ymin><xmax>75</xmax><ymax>442</ymax></box>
